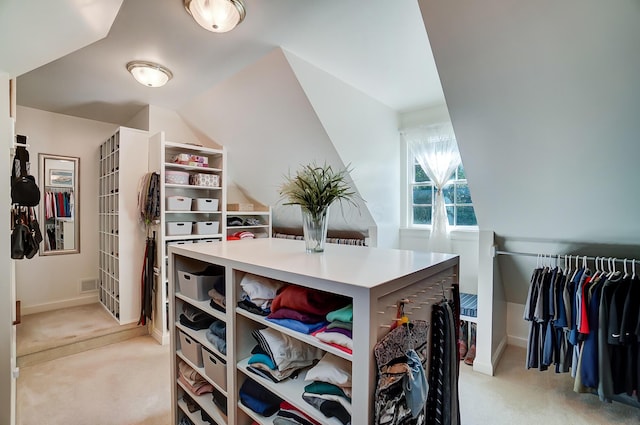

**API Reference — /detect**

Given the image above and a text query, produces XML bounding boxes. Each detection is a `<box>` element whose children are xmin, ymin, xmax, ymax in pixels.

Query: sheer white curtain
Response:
<box><xmin>402</xmin><ymin>123</ymin><xmax>461</xmax><ymax>252</ymax></box>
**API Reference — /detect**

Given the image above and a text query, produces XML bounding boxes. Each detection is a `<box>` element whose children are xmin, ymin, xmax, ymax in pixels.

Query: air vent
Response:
<box><xmin>80</xmin><ymin>278</ymin><xmax>98</xmax><ymax>293</ymax></box>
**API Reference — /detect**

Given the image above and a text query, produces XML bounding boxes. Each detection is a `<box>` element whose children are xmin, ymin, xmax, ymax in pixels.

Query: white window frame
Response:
<box><xmin>405</xmin><ymin>146</ymin><xmax>478</xmax><ymax>229</ymax></box>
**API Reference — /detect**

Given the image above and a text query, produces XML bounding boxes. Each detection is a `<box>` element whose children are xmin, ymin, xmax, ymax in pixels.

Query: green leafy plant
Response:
<box><xmin>279</xmin><ymin>162</ymin><xmax>359</xmax><ymax>220</ymax></box>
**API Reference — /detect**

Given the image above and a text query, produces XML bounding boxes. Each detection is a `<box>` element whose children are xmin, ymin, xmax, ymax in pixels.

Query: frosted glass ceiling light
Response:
<box><xmin>126</xmin><ymin>61</ymin><xmax>173</xmax><ymax>87</ymax></box>
<box><xmin>184</xmin><ymin>0</ymin><xmax>246</xmax><ymax>33</ymax></box>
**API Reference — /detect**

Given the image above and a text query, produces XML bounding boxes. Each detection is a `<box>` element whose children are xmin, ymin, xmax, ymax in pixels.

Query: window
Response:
<box><xmin>410</xmin><ymin>160</ymin><xmax>477</xmax><ymax>227</ymax></box>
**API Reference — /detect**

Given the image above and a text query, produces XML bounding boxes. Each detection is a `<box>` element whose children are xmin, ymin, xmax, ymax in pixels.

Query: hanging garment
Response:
<box><xmin>426</xmin><ymin>301</ymin><xmax>460</xmax><ymax>425</ymax></box>
<box><xmin>374</xmin><ymin>320</ymin><xmax>429</xmax><ymax>425</ymax></box>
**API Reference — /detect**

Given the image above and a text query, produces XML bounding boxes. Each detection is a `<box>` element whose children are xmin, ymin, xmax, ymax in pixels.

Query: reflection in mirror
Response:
<box><xmin>39</xmin><ymin>154</ymin><xmax>80</xmax><ymax>255</ymax></box>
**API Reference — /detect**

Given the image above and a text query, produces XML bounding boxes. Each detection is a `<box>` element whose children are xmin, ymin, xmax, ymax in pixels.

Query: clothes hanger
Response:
<box><xmin>633</xmin><ymin>259</ymin><xmax>637</xmax><ymax>280</ymax></box>
<box><xmin>623</xmin><ymin>258</ymin><xmax>629</xmax><ymax>279</ymax></box>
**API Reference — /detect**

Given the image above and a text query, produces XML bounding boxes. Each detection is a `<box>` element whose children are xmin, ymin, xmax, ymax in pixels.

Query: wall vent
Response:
<box><xmin>80</xmin><ymin>278</ymin><xmax>98</xmax><ymax>293</ymax></box>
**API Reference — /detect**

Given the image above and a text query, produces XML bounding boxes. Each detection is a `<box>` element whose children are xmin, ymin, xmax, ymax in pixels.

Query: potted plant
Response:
<box><xmin>279</xmin><ymin>162</ymin><xmax>359</xmax><ymax>252</ymax></box>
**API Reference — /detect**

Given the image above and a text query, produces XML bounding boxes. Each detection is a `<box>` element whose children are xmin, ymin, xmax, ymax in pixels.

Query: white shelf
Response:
<box><xmin>165</xmin><ymin>234</ymin><xmax>222</xmax><ymax>241</ymax></box>
<box><xmin>460</xmin><ymin>314</ymin><xmax>478</xmax><ymax>323</ymax></box>
<box><xmin>165</xmin><ymin>140</ymin><xmax>224</xmax><ymax>155</ymax></box>
<box><xmin>237</xmin><ymin>359</ymin><xmax>345</xmax><ymax>425</ymax></box>
<box><xmin>176</xmin><ymin>350</ymin><xmax>227</xmax><ymax>396</ymax></box>
<box><xmin>227</xmin><ymin>211</ymin><xmax>270</xmax><ymax>216</ymax></box>
<box><xmin>228</xmin><ymin>225</ymin><xmax>270</xmax><ymax>230</ymax></box>
<box><xmin>176</xmin><ymin>380</ymin><xmax>227</xmax><ymax>425</ymax></box>
<box><xmin>236</xmin><ymin>307</ymin><xmax>352</xmax><ymax>361</ymax></box>
<box><xmin>166</xmin><ymin>183</ymin><xmax>222</xmax><ymax>190</ymax></box>
<box><xmin>177</xmin><ymin>399</ymin><xmax>208</xmax><ymax>425</ymax></box>
<box><xmin>237</xmin><ymin>401</ymin><xmax>276</xmax><ymax>424</ymax></box>
<box><xmin>175</xmin><ymin>293</ymin><xmax>227</xmax><ymax>322</ymax></box>
<box><xmin>164</xmin><ymin>162</ymin><xmax>222</xmax><ymax>173</ymax></box>
<box><xmin>166</xmin><ymin>211</ymin><xmax>221</xmax><ymax>215</ymax></box>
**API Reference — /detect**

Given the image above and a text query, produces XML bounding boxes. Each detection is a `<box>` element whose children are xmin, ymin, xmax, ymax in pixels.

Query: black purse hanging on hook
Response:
<box><xmin>11</xmin><ymin>143</ymin><xmax>40</xmax><ymax>207</ymax></box>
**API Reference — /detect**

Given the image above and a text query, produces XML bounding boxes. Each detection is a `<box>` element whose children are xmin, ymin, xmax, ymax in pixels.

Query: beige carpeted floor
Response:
<box><xmin>15</xmin><ymin>304</ymin><xmax>640</xmax><ymax>424</ymax></box>
<box><xmin>17</xmin><ymin>303</ymin><xmax>127</xmax><ymax>356</ymax></box>
<box><xmin>17</xmin><ymin>335</ymin><xmax>171</xmax><ymax>425</ymax></box>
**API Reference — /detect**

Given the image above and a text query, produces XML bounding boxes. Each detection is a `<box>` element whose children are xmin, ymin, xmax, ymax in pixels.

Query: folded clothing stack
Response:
<box><xmin>178</xmin><ymin>360</ymin><xmax>213</xmax><ymax>396</ymax></box>
<box><xmin>312</xmin><ymin>304</ymin><xmax>353</xmax><ymax>354</ymax></box>
<box><xmin>266</xmin><ymin>285</ymin><xmax>350</xmax><ymax>335</ymax></box>
<box><xmin>303</xmin><ymin>352</ymin><xmax>352</xmax><ymax>425</ymax></box>
<box><xmin>239</xmin><ymin>378</ymin><xmax>283</xmax><ymax>417</ymax></box>
<box><xmin>237</xmin><ymin>273</ymin><xmax>284</xmax><ymax>316</ymax></box>
<box><xmin>179</xmin><ymin>304</ymin><xmax>214</xmax><ymax>331</ymax></box>
<box><xmin>205</xmin><ymin>319</ymin><xmax>226</xmax><ymax>354</ymax></box>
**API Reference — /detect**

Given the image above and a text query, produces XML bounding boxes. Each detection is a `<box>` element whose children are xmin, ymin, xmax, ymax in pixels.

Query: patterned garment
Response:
<box><xmin>374</xmin><ymin>321</ymin><xmax>429</xmax><ymax>425</ymax></box>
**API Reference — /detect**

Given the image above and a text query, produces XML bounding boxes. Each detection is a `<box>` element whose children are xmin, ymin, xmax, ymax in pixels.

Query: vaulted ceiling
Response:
<box><xmin>8</xmin><ymin>0</ymin><xmax>444</xmax><ymax>125</ymax></box>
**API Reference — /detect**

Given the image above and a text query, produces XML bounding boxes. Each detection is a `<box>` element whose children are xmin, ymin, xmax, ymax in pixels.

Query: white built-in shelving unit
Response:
<box><xmin>148</xmin><ymin>131</ymin><xmax>227</xmax><ymax>345</ymax></box>
<box><xmin>98</xmin><ymin>127</ymin><xmax>149</xmax><ymax>324</ymax></box>
<box><xmin>226</xmin><ymin>208</ymin><xmax>272</xmax><ymax>239</ymax></box>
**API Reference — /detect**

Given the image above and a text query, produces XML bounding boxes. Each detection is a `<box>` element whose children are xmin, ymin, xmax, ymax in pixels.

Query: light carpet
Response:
<box><xmin>459</xmin><ymin>345</ymin><xmax>640</xmax><ymax>424</ymax></box>
<box><xmin>17</xmin><ymin>335</ymin><xmax>171</xmax><ymax>425</ymax></box>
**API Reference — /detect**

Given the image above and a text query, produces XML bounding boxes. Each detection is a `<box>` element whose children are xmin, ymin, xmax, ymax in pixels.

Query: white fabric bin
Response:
<box><xmin>166</xmin><ymin>196</ymin><xmax>192</xmax><ymax>211</ymax></box>
<box><xmin>202</xmin><ymin>346</ymin><xmax>227</xmax><ymax>390</ymax></box>
<box><xmin>178</xmin><ymin>270</ymin><xmax>222</xmax><ymax>301</ymax></box>
<box><xmin>166</xmin><ymin>222</ymin><xmax>193</xmax><ymax>236</ymax></box>
<box><xmin>192</xmin><ymin>198</ymin><xmax>219</xmax><ymax>211</ymax></box>
<box><xmin>179</xmin><ymin>330</ymin><xmax>203</xmax><ymax>367</ymax></box>
<box><xmin>194</xmin><ymin>221</ymin><xmax>220</xmax><ymax>235</ymax></box>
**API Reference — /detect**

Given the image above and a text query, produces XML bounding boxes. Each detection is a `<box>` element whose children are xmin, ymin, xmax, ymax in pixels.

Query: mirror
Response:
<box><xmin>39</xmin><ymin>154</ymin><xmax>80</xmax><ymax>255</ymax></box>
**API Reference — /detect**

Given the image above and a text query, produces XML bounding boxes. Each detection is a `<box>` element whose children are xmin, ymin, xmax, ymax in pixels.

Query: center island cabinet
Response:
<box><xmin>168</xmin><ymin>238</ymin><xmax>459</xmax><ymax>425</ymax></box>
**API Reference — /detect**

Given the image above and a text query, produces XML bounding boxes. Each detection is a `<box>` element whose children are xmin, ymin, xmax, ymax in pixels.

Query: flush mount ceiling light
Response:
<box><xmin>126</xmin><ymin>61</ymin><xmax>173</xmax><ymax>87</ymax></box>
<box><xmin>184</xmin><ymin>0</ymin><xmax>246</xmax><ymax>33</ymax></box>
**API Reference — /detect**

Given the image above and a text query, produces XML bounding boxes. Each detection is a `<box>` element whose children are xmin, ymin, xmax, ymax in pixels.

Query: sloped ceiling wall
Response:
<box><xmin>419</xmin><ymin>0</ymin><xmax>640</xmax><ymax>302</ymax></box>
<box><xmin>0</xmin><ymin>0</ymin><xmax>123</xmax><ymax>77</ymax></box>
<box><xmin>178</xmin><ymin>47</ymin><xmax>402</xmax><ymax>245</ymax></box>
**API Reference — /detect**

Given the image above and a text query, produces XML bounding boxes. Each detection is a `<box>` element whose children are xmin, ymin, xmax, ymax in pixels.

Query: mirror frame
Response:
<box><xmin>38</xmin><ymin>153</ymin><xmax>80</xmax><ymax>255</ymax></box>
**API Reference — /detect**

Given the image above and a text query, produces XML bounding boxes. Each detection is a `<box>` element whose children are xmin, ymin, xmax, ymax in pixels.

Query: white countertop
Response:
<box><xmin>168</xmin><ymin>238</ymin><xmax>457</xmax><ymax>289</ymax></box>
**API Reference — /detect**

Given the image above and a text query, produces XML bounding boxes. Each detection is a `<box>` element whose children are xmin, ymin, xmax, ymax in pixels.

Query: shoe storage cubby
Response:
<box><xmin>98</xmin><ymin>127</ymin><xmax>149</xmax><ymax>324</ymax></box>
<box><xmin>167</xmin><ymin>238</ymin><xmax>459</xmax><ymax>425</ymax></box>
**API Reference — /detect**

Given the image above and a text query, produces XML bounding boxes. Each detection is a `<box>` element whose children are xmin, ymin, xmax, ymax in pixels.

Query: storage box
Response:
<box><xmin>166</xmin><ymin>221</ymin><xmax>193</xmax><ymax>236</ymax></box>
<box><xmin>189</xmin><ymin>173</ymin><xmax>220</xmax><ymax>187</ymax></box>
<box><xmin>179</xmin><ymin>330</ymin><xmax>203</xmax><ymax>367</ymax></box>
<box><xmin>227</xmin><ymin>203</ymin><xmax>253</xmax><ymax>211</ymax></box>
<box><xmin>194</xmin><ymin>221</ymin><xmax>220</xmax><ymax>235</ymax></box>
<box><xmin>202</xmin><ymin>346</ymin><xmax>227</xmax><ymax>390</ymax></box>
<box><xmin>167</xmin><ymin>240</ymin><xmax>193</xmax><ymax>247</ymax></box>
<box><xmin>192</xmin><ymin>198</ymin><xmax>219</xmax><ymax>212</ymax></box>
<box><xmin>166</xmin><ymin>196</ymin><xmax>192</xmax><ymax>211</ymax></box>
<box><xmin>195</xmin><ymin>238</ymin><xmax>219</xmax><ymax>244</ymax></box>
<box><xmin>165</xmin><ymin>170</ymin><xmax>189</xmax><ymax>185</ymax></box>
<box><xmin>172</xmin><ymin>153</ymin><xmax>209</xmax><ymax>167</ymax></box>
<box><xmin>178</xmin><ymin>270</ymin><xmax>222</xmax><ymax>301</ymax></box>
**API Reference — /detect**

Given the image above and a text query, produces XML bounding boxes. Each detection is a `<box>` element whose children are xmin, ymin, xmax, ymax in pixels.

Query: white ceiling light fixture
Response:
<box><xmin>184</xmin><ymin>0</ymin><xmax>246</xmax><ymax>33</ymax></box>
<box><xmin>126</xmin><ymin>61</ymin><xmax>173</xmax><ymax>88</ymax></box>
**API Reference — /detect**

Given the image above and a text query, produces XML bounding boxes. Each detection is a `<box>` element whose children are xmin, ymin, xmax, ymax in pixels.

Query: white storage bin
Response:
<box><xmin>192</xmin><ymin>198</ymin><xmax>219</xmax><ymax>212</ymax></box>
<box><xmin>194</xmin><ymin>221</ymin><xmax>220</xmax><ymax>235</ymax></box>
<box><xmin>166</xmin><ymin>221</ymin><xmax>193</xmax><ymax>236</ymax></box>
<box><xmin>178</xmin><ymin>270</ymin><xmax>222</xmax><ymax>301</ymax></box>
<box><xmin>195</xmin><ymin>239</ymin><xmax>218</xmax><ymax>244</ymax></box>
<box><xmin>167</xmin><ymin>240</ymin><xmax>193</xmax><ymax>247</ymax></box>
<box><xmin>165</xmin><ymin>170</ymin><xmax>189</xmax><ymax>185</ymax></box>
<box><xmin>166</xmin><ymin>196</ymin><xmax>192</xmax><ymax>211</ymax></box>
<box><xmin>202</xmin><ymin>346</ymin><xmax>227</xmax><ymax>390</ymax></box>
<box><xmin>178</xmin><ymin>330</ymin><xmax>203</xmax><ymax>367</ymax></box>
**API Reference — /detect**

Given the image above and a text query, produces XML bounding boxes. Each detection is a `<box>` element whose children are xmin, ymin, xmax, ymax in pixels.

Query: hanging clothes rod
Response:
<box><xmin>494</xmin><ymin>249</ymin><xmax>639</xmax><ymax>264</ymax></box>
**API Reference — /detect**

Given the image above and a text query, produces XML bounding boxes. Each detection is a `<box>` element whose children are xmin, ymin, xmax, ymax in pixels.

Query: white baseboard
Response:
<box><xmin>507</xmin><ymin>335</ymin><xmax>528</xmax><ymax>348</ymax></box>
<box><xmin>22</xmin><ymin>294</ymin><xmax>99</xmax><ymax>316</ymax></box>
<box><xmin>492</xmin><ymin>335</ymin><xmax>507</xmax><ymax>369</ymax></box>
<box><xmin>472</xmin><ymin>335</ymin><xmax>507</xmax><ymax>376</ymax></box>
<box><xmin>472</xmin><ymin>360</ymin><xmax>493</xmax><ymax>376</ymax></box>
<box><xmin>151</xmin><ymin>326</ymin><xmax>169</xmax><ymax>346</ymax></box>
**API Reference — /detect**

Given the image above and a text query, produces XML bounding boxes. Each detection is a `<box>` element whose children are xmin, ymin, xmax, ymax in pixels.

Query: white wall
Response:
<box><xmin>15</xmin><ymin>106</ymin><xmax>118</xmax><ymax>313</ymax></box>
<box><xmin>283</xmin><ymin>51</ymin><xmax>400</xmax><ymax>248</ymax></box>
<box><xmin>400</xmin><ymin>229</ymin><xmax>478</xmax><ymax>295</ymax></box>
<box><xmin>178</xmin><ymin>48</ymin><xmax>376</xmax><ymax>235</ymax></box>
<box><xmin>1</xmin><ymin>73</ymin><xmax>15</xmax><ymax>425</ymax></box>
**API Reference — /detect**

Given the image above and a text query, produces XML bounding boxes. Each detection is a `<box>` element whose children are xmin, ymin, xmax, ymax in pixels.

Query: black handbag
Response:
<box><xmin>11</xmin><ymin>145</ymin><xmax>40</xmax><ymax>207</ymax></box>
<box><xmin>11</xmin><ymin>222</ymin><xmax>28</xmax><ymax>259</ymax></box>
